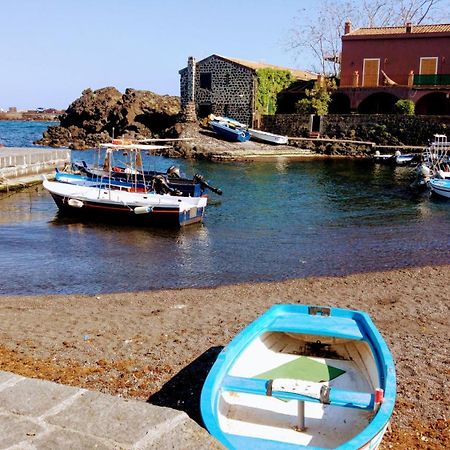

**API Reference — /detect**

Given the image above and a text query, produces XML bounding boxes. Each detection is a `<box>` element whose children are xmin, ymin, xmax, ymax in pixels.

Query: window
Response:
<box><xmin>225</xmin><ymin>73</ymin><xmax>230</xmax><ymax>86</ymax></box>
<box><xmin>420</xmin><ymin>57</ymin><xmax>438</xmax><ymax>75</ymax></box>
<box><xmin>200</xmin><ymin>73</ymin><xmax>212</xmax><ymax>90</ymax></box>
<box><xmin>362</xmin><ymin>59</ymin><xmax>380</xmax><ymax>87</ymax></box>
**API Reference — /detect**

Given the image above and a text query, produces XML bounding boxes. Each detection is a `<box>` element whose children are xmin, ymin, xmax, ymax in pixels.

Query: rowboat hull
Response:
<box><xmin>44</xmin><ymin>179</ymin><xmax>206</xmax><ymax>227</ymax></box>
<box><xmin>210</xmin><ymin>121</ymin><xmax>251</xmax><ymax>142</ymax></box>
<box><xmin>429</xmin><ymin>178</ymin><xmax>450</xmax><ymax>199</ymax></box>
<box><xmin>201</xmin><ymin>304</ymin><xmax>396</xmax><ymax>449</ymax></box>
<box><xmin>249</xmin><ymin>129</ymin><xmax>288</xmax><ymax>145</ymax></box>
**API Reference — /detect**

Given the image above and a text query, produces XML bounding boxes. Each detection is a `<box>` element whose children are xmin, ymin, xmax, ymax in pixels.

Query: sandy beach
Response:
<box><xmin>0</xmin><ymin>265</ymin><xmax>448</xmax><ymax>449</ymax></box>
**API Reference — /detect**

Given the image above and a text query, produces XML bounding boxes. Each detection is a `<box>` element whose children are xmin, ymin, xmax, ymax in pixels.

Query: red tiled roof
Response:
<box><xmin>347</xmin><ymin>23</ymin><xmax>450</xmax><ymax>36</ymax></box>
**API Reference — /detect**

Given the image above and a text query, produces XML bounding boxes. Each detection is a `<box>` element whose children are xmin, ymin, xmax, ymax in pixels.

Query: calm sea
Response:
<box><xmin>1</xmin><ymin>121</ymin><xmax>449</xmax><ymax>296</ymax></box>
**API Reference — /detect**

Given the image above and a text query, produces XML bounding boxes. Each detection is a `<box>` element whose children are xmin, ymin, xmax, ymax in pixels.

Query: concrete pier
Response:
<box><xmin>0</xmin><ymin>371</ymin><xmax>222</xmax><ymax>449</ymax></box>
<box><xmin>0</xmin><ymin>147</ymin><xmax>70</xmax><ymax>192</ymax></box>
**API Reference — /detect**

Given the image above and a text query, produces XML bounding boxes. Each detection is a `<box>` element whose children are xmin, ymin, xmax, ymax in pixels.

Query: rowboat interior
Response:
<box><xmin>220</xmin><ymin>330</ymin><xmax>380</xmax><ymax>448</ymax></box>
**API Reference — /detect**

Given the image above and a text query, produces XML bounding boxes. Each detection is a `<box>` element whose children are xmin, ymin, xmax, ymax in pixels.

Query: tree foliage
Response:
<box><xmin>288</xmin><ymin>0</ymin><xmax>446</xmax><ymax>76</ymax></box>
<box><xmin>256</xmin><ymin>68</ymin><xmax>296</xmax><ymax>115</ymax></box>
<box><xmin>296</xmin><ymin>78</ymin><xmax>336</xmax><ymax>116</ymax></box>
<box><xmin>395</xmin><ymin>99</ymin><xmax>415</xmax><ymax>115</ymax></box>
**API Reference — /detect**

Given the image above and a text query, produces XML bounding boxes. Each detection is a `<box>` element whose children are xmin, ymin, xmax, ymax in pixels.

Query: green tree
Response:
<box><xmin>256</xmin><ymin>69</ymin><xmax>296</xmax><ymax>115</ymax></box>
<box><xmin>296</xmin><ymin>78</ymin><xmax>336</xmax><ymax>115</ymax></box>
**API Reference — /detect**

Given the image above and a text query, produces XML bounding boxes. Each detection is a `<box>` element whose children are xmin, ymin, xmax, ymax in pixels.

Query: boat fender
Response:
<box><xmin>68</xmin><ymin>198</ymin><xmax>83</xmax><ymax>208</ymax></box>
<box><xmin>134</xmin><ymin>206</ymin><xmax>153</xmax><ymax>215</ymax></box>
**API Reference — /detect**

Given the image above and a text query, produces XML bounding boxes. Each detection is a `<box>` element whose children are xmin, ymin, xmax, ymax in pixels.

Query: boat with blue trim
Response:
<box><xmin>429</xmin><ymin>177</ymin><xmax>450</xmax><ymax>199</ymax></box>
<box><xmin>209</xmin><ymin>120</ymin><xmax>251</xmax><ymax>143</ymax></box>
<box><xmin>43</xmin><ymin>176</ymin><xmax>207</xmax><ymax>226</ymax></box>
<box><xmin>43</xmin><ymin>143</ymin><xmax>209</xmax><ymax>227</ymax></box>
<box><xmin>201</xmin><ymin>304</ymin><xmax>396</xmax><ymax>449</ymax></box>
<box><xmin>72</xmin><ymin>143</ymin><xmax>222</xmax><ymax>197</ymax></box>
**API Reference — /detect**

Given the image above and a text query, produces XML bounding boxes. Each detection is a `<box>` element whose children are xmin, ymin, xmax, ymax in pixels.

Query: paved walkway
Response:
<box><xmin>0</xmin><ymin>371</ymin><xmax>222</xmax><ymax>449</ymax></box>
<box><xmin>0</xmin><ymin>147</ymin><xmax>69</xmax><ymax>192</ymax></box>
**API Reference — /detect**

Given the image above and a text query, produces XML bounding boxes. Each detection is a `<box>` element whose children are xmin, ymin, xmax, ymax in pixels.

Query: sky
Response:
<box><xmin>0</xmin><ymin>0</ymin><xmax>308</xmax><ymax>110</ymax></box>
<box><xmin>1</xmin><ymin>0</ymin><xmax>449</xmax><ymax>110</ymax></box>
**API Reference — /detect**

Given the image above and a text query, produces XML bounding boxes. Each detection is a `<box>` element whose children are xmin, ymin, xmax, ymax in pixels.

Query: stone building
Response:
<box><xmin>179</xmin><ymin>54</ymin><xmax>316</xmax><ymax>125</ymax></box>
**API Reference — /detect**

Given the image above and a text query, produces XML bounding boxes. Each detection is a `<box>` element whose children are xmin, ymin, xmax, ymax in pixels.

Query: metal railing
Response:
<box><xmin>413</xmin><ymin>74</ymin><xmax>450</xmax><ymax>86</ymax></box>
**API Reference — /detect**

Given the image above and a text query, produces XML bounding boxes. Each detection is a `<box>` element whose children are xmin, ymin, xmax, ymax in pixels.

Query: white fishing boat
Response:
<box><xmin>43</xmin><ymin>142</ymin><xmax>208</xmax><ymax>226</ymax></box>
<box><xmin>249</xmin><ymin>128</ymin><xmax>289</xmax><ymax>145</ymax></box>
<box><xmin>43</xmin><ymin>177</ymin><xmax>207</xmax><ymax>226</ymax></box>
<box><xmin>422</xmin><ymin>134</ymin><xmax>450</xmax><ymax>178</ymax></box>
<box><xmin>201</xmin><ymin>304</ymin><xmax>396</xmax><ymax>449</ymax></box>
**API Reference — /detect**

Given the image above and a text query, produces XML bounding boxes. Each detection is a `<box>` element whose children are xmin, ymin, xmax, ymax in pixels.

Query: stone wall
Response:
<box><xmin>180</xmin><ymin>55</ymin><xmax>254</xmax><ymax>125</ymax></box>
<box><xmin>261</xmin><ymin>114</ymin><xmax>311</xmax><ymax>137</ymax></box>
<box><xmin>262</xmin><ymin>114</ymin><xmax>450</xmax><ymax>146</ymax></box>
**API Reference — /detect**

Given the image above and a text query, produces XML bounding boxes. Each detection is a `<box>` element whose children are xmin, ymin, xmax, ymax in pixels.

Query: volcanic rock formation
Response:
<box><xmin>36</xmin><ymin>87</ymin><xmax>181</xmax><ymax>149</ymax></box>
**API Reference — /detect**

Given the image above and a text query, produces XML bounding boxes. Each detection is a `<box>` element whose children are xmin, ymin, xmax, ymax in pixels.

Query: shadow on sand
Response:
<box><xmin>147</xmin><ymin>346</ymin><xmax>223</xmax><ymax>426</ymax></box>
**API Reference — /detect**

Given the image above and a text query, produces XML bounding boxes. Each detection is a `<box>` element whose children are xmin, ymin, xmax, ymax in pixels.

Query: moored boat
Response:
<box><xmin>373</xmin><ymin>150</ymin><xmax>416</xmax><ymax>165</ymax></box>
<box><xmin>43</xmin><ymin>177</ymin><xmax>207</xmax><ymax>226</ymax></box>
<box><xmin>248</xmin><ymin>128</ymin><xmax>289</xmax><ymax>145</ymax></box>
<box><xmin>72</xmin><ymin>143</ymin><xmax>222</xmax><ymax>197</ymax></box>
<box><xmin>201</xmin><ymin>304</ymin><xmax>396</xmax><ymax>449</ymax></box>
<box><xmin>429</xmin><ymin>178</ymin><xmax>450</xmax><ymax>199</ymax></box>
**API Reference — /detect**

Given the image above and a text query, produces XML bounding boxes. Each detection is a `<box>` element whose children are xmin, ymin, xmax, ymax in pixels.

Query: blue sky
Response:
<box><xmin>0</xmin><ymin>0</ymin><xmax>306</xmax><ymax>110</ymax></box>
<box><xmin>1</xmin><ymin>0</ymin><xmax>449</xmax><ymax>110</ymax></box>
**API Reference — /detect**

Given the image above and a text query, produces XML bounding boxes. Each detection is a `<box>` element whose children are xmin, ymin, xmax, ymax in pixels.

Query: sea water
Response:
<box><xmin>0</xmin><ymin>121</ymin><xmax>449</xmax><ymax>295</ymax></box>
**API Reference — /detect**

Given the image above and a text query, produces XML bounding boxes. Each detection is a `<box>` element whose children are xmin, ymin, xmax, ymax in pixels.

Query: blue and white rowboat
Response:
<box><xmin>201</xmin><ymin>304</ymin><xmax>396</xmax><ymax>449</ymax></box>
<box><xmin>209</xmin><ymin>121</ymin><xmax>251</xmax><ymax>143</ymax></box>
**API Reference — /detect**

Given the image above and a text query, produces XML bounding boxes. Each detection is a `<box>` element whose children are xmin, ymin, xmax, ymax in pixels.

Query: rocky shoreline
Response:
<box><xmin>35</xmin><ymin>87</ymin><xmax>181</xmax><ymax>150</ymax></box>
<box><xmin>34</xmin><ymin>86</ymin><xmax>403</xmax><ymax>160</ymax></box>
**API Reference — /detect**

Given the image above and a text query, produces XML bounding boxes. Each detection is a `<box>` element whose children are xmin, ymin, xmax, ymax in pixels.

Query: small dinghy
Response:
<box><xmin>249</xmin><ymin>128</ymin><xmax>288</xmax><ymax>145</ymax></box>
<box><xmin>201</xmin><ymin>304</ymin><xmax>396</xmax><ymax>449</ymax></box>
<box><xmin>209</xmin><ymin>120</ymin><xmax>251</xmax><ymax>142</ymax></box>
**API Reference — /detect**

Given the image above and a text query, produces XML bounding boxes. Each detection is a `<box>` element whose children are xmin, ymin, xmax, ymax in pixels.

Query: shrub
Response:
<box><xmin>395</xmin><ymin>99</ymin><xmax>415</xmax><ymax>115</ymax></box>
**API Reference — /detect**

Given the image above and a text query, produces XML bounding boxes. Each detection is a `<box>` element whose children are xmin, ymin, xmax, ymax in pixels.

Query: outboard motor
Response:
<box><xmin>151</xmin><ymin>175</ymin><xmax>182</xmax><ymax>196</ymax></box>
<box><xmin>167</xmin><ymin>165</ymin><xmax>181</xmax><ymax>178</ymax></box>
<box><xmin>193</xmin><ymin>174</ymin><xmax>223</xmax><ymax>195</ymax></box>
<box><xmin>410</xmin><ymin>162</ymin><xmax>431</xmax><ymax>192</ymax></box>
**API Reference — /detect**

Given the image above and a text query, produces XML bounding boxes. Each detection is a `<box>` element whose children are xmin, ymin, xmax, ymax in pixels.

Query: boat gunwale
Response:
<box><xmin>200</xmin><ymin>304</ymin><xmax>396</xmax><ymax>450</ymax></box>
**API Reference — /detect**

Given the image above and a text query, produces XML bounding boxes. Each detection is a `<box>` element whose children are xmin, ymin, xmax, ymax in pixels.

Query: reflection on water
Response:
<box><xmin>0</xmin><ymin>158</ymin><xmax>449</xmax><ymax>296</ymax></box>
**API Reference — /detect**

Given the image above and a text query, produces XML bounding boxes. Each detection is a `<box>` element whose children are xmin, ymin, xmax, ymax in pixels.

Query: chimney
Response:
<box><xmin>344</xmin><ymin>21</ymin><xmax>352</xmax><ymax>35</ymax></box>
<box><xmin>406</xmin><ymin>22</ymin><xmax>412</xmax><ymax>33</ymax></box>
<box><xmin>186</xmin><ymin>56</ymin><xmax>196</xmax><ymax>103</ymax></box>
<box><xmin>184</xmin><ymin>56</ymin><xmax>197</xmax><ymax>122</ymax></box>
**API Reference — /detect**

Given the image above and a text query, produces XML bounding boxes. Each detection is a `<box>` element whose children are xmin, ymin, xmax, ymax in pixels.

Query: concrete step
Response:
<box><xmin>0</xmin><ymin>371</ymin><xmax>222</xmax><ymax>449</ymax></box>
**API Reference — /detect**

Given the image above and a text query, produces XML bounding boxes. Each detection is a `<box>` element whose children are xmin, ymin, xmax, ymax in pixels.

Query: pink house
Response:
<box><xmin>334</xmin><ymin>22</ymin><xmax>450</xmax><ymax>114</ymax></box>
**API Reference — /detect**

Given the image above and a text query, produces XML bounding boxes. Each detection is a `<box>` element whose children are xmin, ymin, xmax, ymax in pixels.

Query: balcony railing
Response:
<box><xmin>413</xmin><ymin>74</ymin><xmax>450</xmax><ymax>86</ymax></box>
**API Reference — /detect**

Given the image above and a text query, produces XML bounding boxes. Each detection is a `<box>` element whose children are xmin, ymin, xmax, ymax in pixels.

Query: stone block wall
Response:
<box><xmin>262</xmin><ymin>114</ymin><xmax>450</xmax><ymax>146</ymax></box>
<box><xmin>323</xmin><ymin>115</ymin><xmax>450</xmax><ymax>145</ymax></box>
<box><xmin>261</xmin><ymin>114</ymin><xmax>312</xmax><ymax>137</ymax></box>
<box><xmin>180</xmin><ymin>55</ymin><xmax>254</xmax><ymax>125</ymax></box>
